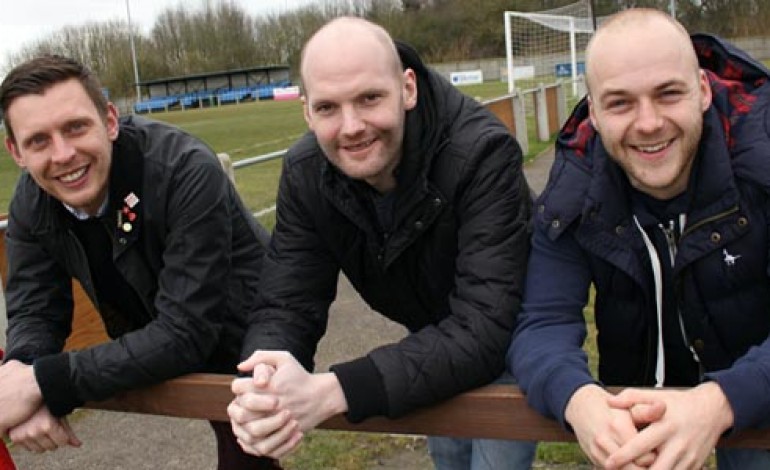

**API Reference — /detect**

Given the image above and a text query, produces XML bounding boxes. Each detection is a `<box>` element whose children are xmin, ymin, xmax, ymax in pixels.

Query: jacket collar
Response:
<box><xmin>542</xmin><ymin>34</ymin><xmax>767</xmax><ymax>239</ymax></box>
<box><xmin>320</xmin><ymin>41</ymin><xmax>449</xmax><ymax>232</ymax></box>
<box><xmin>544</xmin><ymin>105</ymin><xmax>738</xmax><ymax>237</ymax></box>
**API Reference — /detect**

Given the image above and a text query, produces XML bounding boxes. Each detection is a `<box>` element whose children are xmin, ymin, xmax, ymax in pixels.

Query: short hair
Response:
<box><xmin>585</xmin><ymin>8</ymin><xmax>696</xmax><ymax>95</ymax></box>
<box><xmin>0</xmin><ymin>55</ymin><xmax>109</xmax><ymax>141</ymax></box>
<box><xmin>299</xmin><ymin>17</ymin><xmax>403</xmax><ymax>95</ymax></box>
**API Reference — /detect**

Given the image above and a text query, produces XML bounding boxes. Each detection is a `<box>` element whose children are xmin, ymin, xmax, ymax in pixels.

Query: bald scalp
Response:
<box><xmin>300</xmin><ymin>17</ymin><xmax>403</xmax><ymax>92</ymax></box>
<box><xmin>586</xmin><ymin>8</ymin><xmax>698</xmax><ymax>94</ymax></box>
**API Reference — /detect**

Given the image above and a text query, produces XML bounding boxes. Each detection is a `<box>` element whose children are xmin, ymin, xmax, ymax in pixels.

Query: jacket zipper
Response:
<box><xmin>659</xmin><ymin>219</ymin><xmax>703</xmax><ymax>370</ymax></box>
<box><xmin>681</xmin><ymin>205</ymin><xmax>739</xmax><ymax>238</ymax></box>
<box><xmin>675</xmin><ymin>206</ymin><xmax>739</xmax><ymax>378</ymax></box>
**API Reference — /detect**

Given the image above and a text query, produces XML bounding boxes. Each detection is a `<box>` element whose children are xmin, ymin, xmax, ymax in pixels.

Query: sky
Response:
<box><xmin>0</xmin><ymin>0</ymin><xmax>318</xmax><ymax>75</ymax></box>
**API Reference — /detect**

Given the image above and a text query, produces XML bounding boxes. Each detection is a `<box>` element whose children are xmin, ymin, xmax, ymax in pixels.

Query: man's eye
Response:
<box><xmin>660</xmin><ymin>89</ymin><xmax>684</xmax><ymax>102</ymax></box>
<box><xmin>27</xmin><ymin>135</ymin><xmax>49</xmax><ymax>150</ymax></box>
<box><xmin>314</xmin><ymin>104</ymin><xmax>334</xmax><ymax>114</ymax></box>
<box><xmin>66</xmin><ymin>121</ymin><xmax>87</xmax><ymax>134</ymax></box>
<box><xmin>606</xmin><ymin>99</ymin><xmax>628</xmax><ymax>110</ymax></box>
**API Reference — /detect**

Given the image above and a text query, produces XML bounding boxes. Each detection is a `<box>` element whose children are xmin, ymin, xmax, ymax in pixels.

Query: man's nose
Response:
<box><xmin>340</xmin><ymin>106</ymin><xmax>365</xmax><ymax>136</ymax></box>
<box><xmin>50</xmin><ymin>134</ymin><xmax>76</xmax><ymax>164</ymax></box>
<box><xmin>634</xmin><ymin>99</ymin><xmax>664</xmax><ymax>134</ymax></box>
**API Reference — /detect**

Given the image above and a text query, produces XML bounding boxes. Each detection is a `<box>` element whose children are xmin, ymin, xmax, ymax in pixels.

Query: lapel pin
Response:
<box><xmin>124</xmin><ymin>192</ymin><xmax>140</xmax><ymax>208</ymax></box>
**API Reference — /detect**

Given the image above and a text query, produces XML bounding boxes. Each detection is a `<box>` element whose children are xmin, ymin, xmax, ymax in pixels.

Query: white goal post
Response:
<box><xmin>504</xmin><ymin>0</ymin><xmax>597</xmax><ymax>96</ymax></box>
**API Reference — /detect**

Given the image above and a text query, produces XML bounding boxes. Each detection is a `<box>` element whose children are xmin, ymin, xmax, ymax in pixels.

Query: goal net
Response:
<box><xmin>504</xmin><ymin>0</ymin><xmax>597</xmax><ymax>96</ymax></box>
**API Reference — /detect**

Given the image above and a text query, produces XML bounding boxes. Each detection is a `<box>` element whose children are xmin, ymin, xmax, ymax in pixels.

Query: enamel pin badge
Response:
<box><xmin>117</xmin><ymin>192</ymin><xmax>140</xmax><ymax>234</ymax></box>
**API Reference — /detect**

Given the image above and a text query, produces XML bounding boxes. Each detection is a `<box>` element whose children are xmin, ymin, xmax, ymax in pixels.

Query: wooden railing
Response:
<box><xmin>5</xmin><ymin>233</ymin><xmax>767</xmax><ymax>450</ymax></box>
<box><xmin>84</xmin><ymin>373</ymin><xmax>770</xmax><ymax>449</ymax></box>
<box><xmin>3</xmin><ymin>221</ymin><xmax>770</xmax><ymax>449</ymax></box>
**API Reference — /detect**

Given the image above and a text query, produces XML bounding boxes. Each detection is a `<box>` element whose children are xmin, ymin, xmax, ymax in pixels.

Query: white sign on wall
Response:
<box><xmin>511</xmin><ymin>65</ymin><xmax>535</xmax><ymax>80</ymax></box>
<box><xmin>273</xmin><ymin>86</ymin><xmax>301</xmax><ymax>101</ymax></box>
<box><xmin>450</xmin><ymin>69</ymin><xmax>484</xmax><ymax>86</ymax></box>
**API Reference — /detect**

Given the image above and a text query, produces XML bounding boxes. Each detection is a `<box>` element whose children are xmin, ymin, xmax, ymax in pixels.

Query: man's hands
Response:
<box><xmin>0</xmin><ymin>360</ymin><xmax>43</xmax><ymax>436</ymax></box>
<box><xmin>567</xmin><ymin>382</ymin><xmax>733</xmax><ymax>469</ymax></box>
<box><xmin>228</xmin><ymin>351</ymin><xmax>348</xmax><ymax>459</ymax></box>
<box><xmin>0</xmin><ymin>360</ymin><xmax>81</xmax><ymax>453</ymax></box>
<box><xmin>604</xmin><ymin>383</ymin><xmax>733</xmax><ymax>470</ymax></box>
<box><xmin>8</xmin><ymin>407</ymin><xmax>81</xmax><ymax>453</ymax></box>
<box><xmin>565</xmin><ymin>384</ymin><xmax>664</xmax><ymax>469</ymax></box>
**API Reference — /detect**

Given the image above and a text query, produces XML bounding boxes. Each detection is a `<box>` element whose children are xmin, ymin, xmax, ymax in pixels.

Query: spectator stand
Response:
<box><xmin>133</xmin><ymin>65</ymin><xmax>291</xmax><ymax>114</ymax></box>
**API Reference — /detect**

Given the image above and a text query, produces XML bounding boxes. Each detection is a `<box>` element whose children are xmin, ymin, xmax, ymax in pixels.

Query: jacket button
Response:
<box><xmin>737</xmin><ymin>216</ymin><xmax>748</xmax><ymax>227</ymax></box>
<box><xmin>119</xmin><ymin>238</ymin><xmax>127</xmax><ymax>245</ymax></box>
<box><xmin>433</xmin><ymin>198</ymin><xmax>442</xmax><ymax>207</ymax></box>
<box><xmin>615</xmin><ymin>225</ymin><xmax>625</xmax><ymax>236</ymax></box>
<box><xmin>538</xmin><ymin>205</ymin><xmax>545</xmax><ymax>213</ymax></box>
<box><xmin>693</xmin><ymin>339</ymin><xmax>705</xmax><ymax>352</ymax></box>
<box><xmin>710</xmin><ymin>232</ymin><xmax>721</xmax><ymax>243</ymax></box>
<box><xmin>551</xmin><ymin>219</ymin><xmax>560</xmax><ymax>229</ymax></box>
<box><xmin>414</xmin><ymin>221</ymin><xmax>424</xmax><ymax>230</ymax></box>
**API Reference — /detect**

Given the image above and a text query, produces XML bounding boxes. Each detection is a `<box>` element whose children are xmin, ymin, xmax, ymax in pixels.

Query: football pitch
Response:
<box><xmin>0</xmin><ymin>81</ymin><xmax>515</xmax><ymax>226</ymax></box>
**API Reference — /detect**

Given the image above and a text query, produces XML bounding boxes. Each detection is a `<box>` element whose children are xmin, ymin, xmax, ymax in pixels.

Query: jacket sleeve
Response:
<box><xmin>705</xmin><ymin>198</ymin><xmax>770</xmax><ymax>432</ymax></box>
<box><xmin>240</xmin><ymin>155</ymin><xmax>338</xmax><ymax>371</ymax></box>
<box><xmin>31</xmin><ymin>148</ymin><xmax>243</xmax><ymax>416</ymax></box>
<box><xmin>333</xmin><ymin>131</ymin><xmax>533</xmax><ymax>420</ymax></box>
<box><xmin>4</xmin><ymin>181</ymin><xmax>74</xmax><ymax>366</ymax></box>
<box><xmin>507</xmin><ymin>223</ymin><xmax>597</xmax><ymax>427</ymax></box>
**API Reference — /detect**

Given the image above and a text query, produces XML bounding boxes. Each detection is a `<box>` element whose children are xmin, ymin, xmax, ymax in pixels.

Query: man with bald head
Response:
<box><xmin>228</xmin><ymin>16</ymin><xmax>535</xmax><ymax>469</ymax></box>
<box><xmin>509</xmin><ymin>8</ymin><xmax>770</xmax><ymax>469</ymax></box>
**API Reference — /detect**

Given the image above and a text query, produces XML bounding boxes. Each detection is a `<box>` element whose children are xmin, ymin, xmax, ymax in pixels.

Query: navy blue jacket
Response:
<box><xmin>508</xmin><ymin>34</ymin><xmax>770</xmax><ymax>432</ymax></box>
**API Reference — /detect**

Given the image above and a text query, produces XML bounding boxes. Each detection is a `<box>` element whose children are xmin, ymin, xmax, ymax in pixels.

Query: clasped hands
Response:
<box><xmin>566</xmin><ymin>382</ymin><xmax>734</xmax><ymax>470</ymax></box>
<box><xmin>228</xmin><ymin>351</ymin><xmax>348</xmax><ymax>458</ymax></box>
<box><xmin>0</xmin><ymin>360</ymin><xmax>81</xmax><ymax>453</ymax></box>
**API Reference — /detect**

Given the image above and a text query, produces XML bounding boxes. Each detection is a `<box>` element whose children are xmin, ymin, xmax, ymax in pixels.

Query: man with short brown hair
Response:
<box><xmin>0</xmin><ymin>55</ymin><xmax>275</xmax><ymax>469</ymax></box>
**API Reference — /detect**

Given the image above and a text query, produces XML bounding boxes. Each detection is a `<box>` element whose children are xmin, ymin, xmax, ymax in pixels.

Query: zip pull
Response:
<box><xmin>658</xmin><ymin>219</ymin><xmax>677</xmax><ymax>266</ymax></box>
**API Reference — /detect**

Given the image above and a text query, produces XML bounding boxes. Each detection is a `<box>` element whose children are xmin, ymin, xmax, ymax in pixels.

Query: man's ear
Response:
<box><xmin>403</xmin><ymin>68</ymin><xmax>417</xmax><ymax>111</ymax></box>
<box><xmin>5</xmin><ymin>137</ymin><xmax>25</xmax><ymax>169</ymax></box>
<box><xmin>699</xmin><ymin>69</ymin><xmax>713</xmax><ymax>112</ymax></box>
<box><xmin>105</xmin><ymin>102</ymin><xmax>120</xmax><ymax>141</ymax></box>
<box><xmin>301</xmin><ymin>95</ymin><xmax>314</xmax><ymax>130</ymax></box>
<box><xmin>587</xmin><ymin>95</ymin><xmax>599</xmax><ymax>132</ymax></box>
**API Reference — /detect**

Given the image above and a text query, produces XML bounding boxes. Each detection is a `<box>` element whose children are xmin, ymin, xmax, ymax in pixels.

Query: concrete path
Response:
<box><xmin>7</xmin><ymin>147</ymin><xmax>556</xmax><ymax>470</ymax></box>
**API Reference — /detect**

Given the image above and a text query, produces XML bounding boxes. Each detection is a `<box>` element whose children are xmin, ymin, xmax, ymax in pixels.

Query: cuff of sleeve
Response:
<box><xmin>544</xmin><ymin>367</ymin><xmax>596</xmax><ymax>430</ymax></box>
<box><xmin>34</xmin><ymin>353</ymin><xmax>83</xmax><ymax>417</ymax></box>
<box><xmin>706</xmin><ymin>364</ymin><xmax>770</xmax><ymax>432</ymax></box>
<box><xmin>330</xmin><ymin>356</ymin><xmax>388</xmax><ymax>423</ymax></box>
<box><xmin>3</xmin><ymin>348</ymin><xmax>37</xmax><ymax>365</ymax></box>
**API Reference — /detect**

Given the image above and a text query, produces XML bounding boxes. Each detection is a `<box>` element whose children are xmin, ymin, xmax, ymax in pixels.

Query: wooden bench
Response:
<box><xmin>2</xmin><ymin>219</ymin><xmax>769</xmax><ymax>449</ymax></box>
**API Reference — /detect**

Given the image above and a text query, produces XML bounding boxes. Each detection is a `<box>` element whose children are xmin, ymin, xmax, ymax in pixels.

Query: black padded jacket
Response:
<box><xmin>241</xmin><ymin>43</ymin><xmax>532</xmax><ymax>422</ymax></box>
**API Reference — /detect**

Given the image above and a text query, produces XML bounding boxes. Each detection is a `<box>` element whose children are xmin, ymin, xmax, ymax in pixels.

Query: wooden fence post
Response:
<box><xmin>511</xmin><ymin>93</ymin><xmax>529</xmax><ymax>155</ymax></box>
<box><xmin>535</xmin><ymin>84</ymin><xmax>550</xmax><ymax>142</ymax></box>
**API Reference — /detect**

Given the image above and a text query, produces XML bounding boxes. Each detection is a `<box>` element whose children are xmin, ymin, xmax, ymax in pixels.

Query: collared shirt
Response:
<box><xmin>62</xmin><ymin>196</ymin><xmax>109</xmax><ymax>220</ymax></box>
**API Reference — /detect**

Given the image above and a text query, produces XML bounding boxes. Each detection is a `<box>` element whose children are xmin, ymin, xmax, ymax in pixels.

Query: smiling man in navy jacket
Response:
<box><xmin>509</xmin><ymin>8</ymin><xmax>770</xmax><ymax>470</ymax></box>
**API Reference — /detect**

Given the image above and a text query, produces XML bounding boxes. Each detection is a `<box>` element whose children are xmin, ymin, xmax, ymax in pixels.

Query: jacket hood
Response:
<box><xmin>394</xmin><ymin>40</ymin><xmax>444</xmax><ymax>189</ymax></box>
<box><xmin>558</xmin><ymin>33</ymin><xmax>770</xmax><ymax>169</ymax></box>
